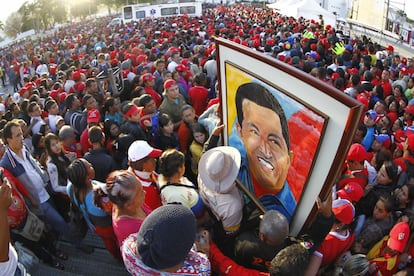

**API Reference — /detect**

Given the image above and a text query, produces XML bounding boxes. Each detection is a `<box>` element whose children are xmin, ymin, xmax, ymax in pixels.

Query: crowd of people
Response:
<box><xmin>1</xmin><ymin>2</ymin><xmax>414</xmax><ymax>276</ymax></box>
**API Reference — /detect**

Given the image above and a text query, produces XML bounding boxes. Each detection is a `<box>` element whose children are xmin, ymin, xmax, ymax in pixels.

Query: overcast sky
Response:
<box><xmin>1</xmin><ymin>0</ymin><xmax>414</xmax><ymax>27</ymax></box>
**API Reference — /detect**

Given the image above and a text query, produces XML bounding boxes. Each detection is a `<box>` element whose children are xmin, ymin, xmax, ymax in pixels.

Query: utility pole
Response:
<box><xmin>385</xmin><ymin>0</ymin><xmax>390</xmax><ymax>31</ymax></box>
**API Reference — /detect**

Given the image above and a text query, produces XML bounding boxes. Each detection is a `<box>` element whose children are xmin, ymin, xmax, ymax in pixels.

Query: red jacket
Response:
<box><xmin>209</xmin><ymin>242</ymin><xmax>269</xmax><ymax>276</ymax></box>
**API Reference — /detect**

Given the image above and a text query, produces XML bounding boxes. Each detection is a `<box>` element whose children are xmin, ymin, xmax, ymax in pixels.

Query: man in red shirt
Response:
<box><xmin>177</xmin><ymin>105</ymin><xmax>198</xmax><ymax>153</ymax></box>
<box><xmin>338</xmin><ymin>143</ymin><xmax>369</xmax><ymax>190</ymax></box>
<box><xmin>380</xmin><ymin>69</ymin><xmax>392</xmax><ymax>98</ymax></box>
<box><xmin>188</xmin><ymin>72</ymin><xmax>209</xmax><ymax>117</ymax></box>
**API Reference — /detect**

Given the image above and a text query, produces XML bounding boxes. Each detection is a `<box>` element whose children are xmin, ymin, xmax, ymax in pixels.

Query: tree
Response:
<box><xmin>101</xmin><ymin>0</ymin><xmax>119</xmax><ymax>15</ymax></box>
<box><xmin>70</xmin><ymin>0</ymin><xmax>98</xmax><ymax>19</ymax></box>
<box><xmin>18</xmin><ymin>1</ymin><xmax>35</xmax><ymax>32</ymax></box>
<box><xmin>4</xmin><ymin>12</ymin><xmax>24</xmax><ymax>38</ymax></box>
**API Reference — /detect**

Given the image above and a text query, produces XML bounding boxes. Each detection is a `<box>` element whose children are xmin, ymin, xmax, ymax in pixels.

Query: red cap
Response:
<box><xmin>49</xmin><ymin>90</ymin><xmax>59</xmax><ymax>100</ymax></box>
<box><xmin>164</xmin><ymin>79</ymin><xmax>177</xmax><ymax>90</ymax></box>
<box><xmin>395</xmin><ymin>129</ymin><xmax>407</xmax><ymax>143</ymax></box>
<box><xmin>175</xmin><ymin>64</ymin><xmax>188</xmax><ymax>72</ymax></box>
<box><xmin>25</xmin><ymin>82</ymin><xmax>35</xmax><ymax>89</ymax></box>
<box><xmin>404</xmin><ymin>105</ymin><xmax>414</xmax><ymax>115</ymax></box>
<box><xmin>386</xmin><ymin>45</ymin><xmax>394</xmax><ymax>52</ymax></box>
<box><xmin>347</xmin><ymin>68</ymin><xmax>359</xmax><ymax>75</ymax></box>
<box><xmin>337</xmin><ymin>182</ymin><xmax>364</xmax><ymax>203</ymax></box>
<box><xmin>74</xmin><ymin>82</ymin><xmax>86</xmax><ymax>92</ymax></box>
<box><xmin>73</xmin><ymin>71</ymin><xmax>81</xmax><ymax>81</ymax></box>
<box><xmin>332</xmin><ymin>199</ymin><xmax>355</xmax><ymax>224</ymax></box>
<box><xmin>400</xmin><ymin>67</ymin><xmax>409</xmax><ymax>75</ymax></box>
<box><xmin>110</xmin><ymin>59</ymin><xmax>119</xmax><ymax>66</ymax></box>
<box><xmin>141</xmin><ymin>73</ymin><xmax>155</xmax><ymax>82</ymax></box>
<box><xmin>136</xmin><ymin>54</ymin><xmax>147</xmax><ymax>64</ymax></box>
<box><xmin>331</xmin><ymin>72</ymin><xmax>340</xmax><ymax>81</ymax></box>
<box><xmin>346</xmin><ymin>143</ymin><xmax>367</xmax><ymax>162</ymax></box>
<box><xmin>59</xmin><ymin>92</ymin><xmax>68</xmax><ymax>103</ymax></box>
<box><xmin>109</xmin><ymin>51</ymin><xmax>117</xmax><ymax>60</ymax></box>
<box><xmin>407</xmin><ymin>134</ymin><xmax>414</xmax><ymax>151</ymax></box>
<box><xmin>87</xmin><ymin>109</ymin><xmax>100</xmax><ymax>124</ymax></box>
<box><xmin>388</xmin><ymin>222</ymin><xmax>410</xmax><ymax>253</ymax></box>
<box><xmin>180</xmin><ymin>58</ymin><xmax>190</xmax><ymax>66</ymax></box>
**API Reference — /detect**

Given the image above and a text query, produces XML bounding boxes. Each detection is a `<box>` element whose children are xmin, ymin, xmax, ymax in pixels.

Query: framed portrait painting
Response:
<box><xmin>215</xmin><ymin>38</ymin><xmax>364</xmax><ymax>235</ymax></box>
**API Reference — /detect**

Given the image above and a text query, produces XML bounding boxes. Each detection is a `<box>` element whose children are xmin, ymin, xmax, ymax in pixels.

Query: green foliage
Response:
<box><xmin>70</xmin><ymin>0</ymin><xmax>99</xmax><ymax>19</ymax></box>
<box><xmin>4</xmin><ymin>12</ymin><xmax>23</xmax><ymax>38</ymax></box>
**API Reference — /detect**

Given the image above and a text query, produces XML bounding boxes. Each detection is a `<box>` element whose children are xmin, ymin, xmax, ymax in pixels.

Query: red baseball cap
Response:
<box><xmin>388</xmin><ymin>222</ymin><xmax>410</xmax><ymax>253</ymax></box>
<box><xmin>337</xmin><ymin>182</ymin><xmax>364</xmax><ymax>203</ymax></box>
<box><xmin>73</xmin><ymin>71</ymin><xmax>81</xmax><ymax>81</ymax></box>
<box><xmin>164</xmin><ymin>79</ymin><xmax>177</xmax><ymax>90</ymax></box>
<box><xmin>386</xmin><ymin>45</ymin><xmax>394</xmax><ymax>52</ymax></box>
<box><xmin>404</xmin><ymin>105</ymin><xmax>414</xmax><ymax>116</ymax></box>
<box><xmin>141</xmin><ymin>73</ymin><xmax>155</xmax><ymax>82</ymax></box>
<box><xmin>347</xmin><ymin>68</ymin><xmax>359</xmax><ymax>75</ymax></box>
<box><xmin>394</xmin><ymin>129</ymin><xmax>407</xmax><ymax>143</ymax></box>
<box><xmin>175</xmin><ymin>64</ymin><xmax>188</xmax><ymax>72</ymax></box>
<box><xmin>346</xmin><ymin>143</ymin><xmax>367</xmax><ymax>162</ymax></box>
<box><xmin>332</xmin><ymin>199</ymin><xmax>355</xmax><ymax>224</ymax></box>
<box><xmin>49</xmin><ymin>90</ymin><xmax>59</xmax><ymax>100</ymax></box>
<box><xmin>87</xmin><ymin>109</ymin><xmax>100</xmax><ymax>124</ymax></box>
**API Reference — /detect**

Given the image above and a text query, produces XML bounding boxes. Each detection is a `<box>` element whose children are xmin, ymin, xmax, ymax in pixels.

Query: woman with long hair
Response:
<box><xmin>356</xmin><ymin>160</ymin><xmax>398</xmax><ymax>218</ymax></box>
<box><xmin>103</xmin><ymin>119</ymin><xmax>120</xmax><ymax>155</ymax></box>
<box><xmin>158</xmin><ymin>149</ymin><xmax>204</xmax><ymax>218</ymax></box>
<box><xmin>45</xmin><ymin>133</ymin><xmax>71</xmax><ymax>220</ymax></box>
<box><xmin>67</xmin><ymin>158</ymin><xmax>121</xmax><ymax>260</ymax></box>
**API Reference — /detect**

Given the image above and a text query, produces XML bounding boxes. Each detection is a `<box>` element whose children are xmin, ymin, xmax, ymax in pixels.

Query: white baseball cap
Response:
<box><xmin>128</xmin><ymin>140</ymin><xmax>162</xmax><ymax>162</ymax></box>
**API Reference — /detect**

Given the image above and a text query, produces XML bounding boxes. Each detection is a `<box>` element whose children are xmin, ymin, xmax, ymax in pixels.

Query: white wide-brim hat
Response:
<box><xmin>198</xmin><ymin>146</ymin><xmax>241</xmax><ymax>194</ymax></box>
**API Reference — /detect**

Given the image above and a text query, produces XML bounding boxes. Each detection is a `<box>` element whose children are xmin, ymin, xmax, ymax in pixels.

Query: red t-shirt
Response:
<box><xmin>188</xmin><ymin>86</ymin><xmax>209</xmax><ymax>116</ymax></box>
<box><xmin>177</xmin><ymin>121</ymin><xmax>194</xmax><ymax>153</ymax></box>
<box><xmin>381</xmin><ymin>81</ymin><xmax>392</xmax><ymax>98</ymax></box>
<box><xmin>80</xmin><ymin>128</ymin><xmax>92</xmax><ymax>154</ymax></box>
<box><xmin>128</xmin><ymin>168</ymin><xmax>162</xmax><ymax>210</ymax></box>
<box><xmin>314</xmin><ymin>230</ymin><xmax>355</xmax><ymax>267</ymax></box>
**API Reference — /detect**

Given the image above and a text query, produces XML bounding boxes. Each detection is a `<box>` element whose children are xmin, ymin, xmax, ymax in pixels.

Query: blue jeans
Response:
<box><xmin>40</xmin><ymin>199</ymin><xmax>71</xmax><ymax>240</ymax></box>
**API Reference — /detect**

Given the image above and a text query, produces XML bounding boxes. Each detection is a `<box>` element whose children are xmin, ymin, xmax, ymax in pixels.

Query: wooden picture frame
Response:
<box><xmin>216</xmin><ymin>38</ymin><xmax>364</xmax><ymax>235</ymax></box>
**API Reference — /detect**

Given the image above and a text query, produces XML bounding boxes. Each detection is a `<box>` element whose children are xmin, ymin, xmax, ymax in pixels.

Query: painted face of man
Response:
<box><xmin>237</xmin><ymin>99</ymin><xmax>291</xmax><ymax>194</ymax></box>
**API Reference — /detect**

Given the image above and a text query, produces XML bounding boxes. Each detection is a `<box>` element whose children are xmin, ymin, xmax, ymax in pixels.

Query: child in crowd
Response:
<box><xmin>127</xmin><ymin>140</ymin><xmax>163</xmax><ymax>210</ymax></box>
<box><xmin>353</xmin><ymin>196</ymin><xmax>394</xmax><ymax>254</ymax></box>
<box><xmin>158</xmin><ymin>149</ymin><xmax>204</xmax><ymax>218</ymax></box>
